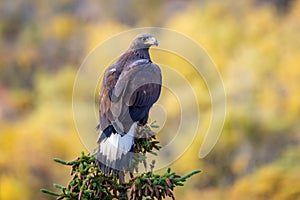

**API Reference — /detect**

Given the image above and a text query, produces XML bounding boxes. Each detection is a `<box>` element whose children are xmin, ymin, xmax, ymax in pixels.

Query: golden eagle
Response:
<box><xmin>97</xmin><ymin>34</ymin><xmax>162</xmax><ymax>177</ymax></box>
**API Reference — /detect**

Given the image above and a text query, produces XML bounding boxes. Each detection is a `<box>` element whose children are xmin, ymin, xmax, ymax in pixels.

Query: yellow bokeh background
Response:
<box><xmin>1</xmin><ymin>0</ymin><xmax>300</xmax><ymax>199</ymax></box>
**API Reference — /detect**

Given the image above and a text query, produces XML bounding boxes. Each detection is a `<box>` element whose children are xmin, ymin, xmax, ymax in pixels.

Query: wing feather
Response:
<box><xmin>99</xmin><ymin>60</ymin><xmax>161</xmax><ymax>133</ymax></box>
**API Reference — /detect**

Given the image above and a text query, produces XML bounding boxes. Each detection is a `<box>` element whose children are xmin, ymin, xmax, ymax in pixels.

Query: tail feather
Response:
<box><xmin>97</xmin><ymin>123</ymin><xmax>137</xmax><ymax>174</ymax></box>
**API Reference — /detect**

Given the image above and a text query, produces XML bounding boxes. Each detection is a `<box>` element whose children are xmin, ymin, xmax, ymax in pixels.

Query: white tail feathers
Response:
<box><xmin>98</xmin><ymin>122</ymin><xmax>137</xmax><ymax>172</ymax></box>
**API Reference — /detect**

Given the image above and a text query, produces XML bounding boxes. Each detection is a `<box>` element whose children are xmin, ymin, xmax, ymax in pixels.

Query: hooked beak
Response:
<box><xmin>144</xmin><ymin>36</ymin><xmax>158</xmax><ymax>46</ymax></box>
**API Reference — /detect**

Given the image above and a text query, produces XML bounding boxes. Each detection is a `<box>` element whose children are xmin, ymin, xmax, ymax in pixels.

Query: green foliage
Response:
<box><xmin>43</xmin><ymin>153</ymin><xmax>120</xmax><ymax>200</ymax></box>
<box><xmin>41</xmin><ymin>153</ymin><xmax>200</xmax><ymax>199</ymax></box>
<box><xmin>134</xmin><ymin>124</ymin><xmax>161</xmax><ymax>153</ymax></box>
<box><xmin>41</xmin><ymin>125</ymin><xmax>200</xmax><ymax>199</ymax></box>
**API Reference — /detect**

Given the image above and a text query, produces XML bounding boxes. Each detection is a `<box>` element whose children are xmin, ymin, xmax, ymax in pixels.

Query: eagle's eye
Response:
<box><xmin>142</xmin><ymin>37</ymin><xmax>147</xmax><ymax>41</ymax></box>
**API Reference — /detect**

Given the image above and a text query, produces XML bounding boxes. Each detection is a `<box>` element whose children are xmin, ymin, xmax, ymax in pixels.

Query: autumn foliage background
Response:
<box><xmin>1</xmin><ymin>0</ymin><xmax>300</xmax><ymax>199</ymax></box>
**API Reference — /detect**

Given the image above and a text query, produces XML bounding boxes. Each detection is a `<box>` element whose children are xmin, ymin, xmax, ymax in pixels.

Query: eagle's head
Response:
<box><xmin>129</xmin><ymin>33</ymin><xmax>158</xmax><ymax>50</ymax></box>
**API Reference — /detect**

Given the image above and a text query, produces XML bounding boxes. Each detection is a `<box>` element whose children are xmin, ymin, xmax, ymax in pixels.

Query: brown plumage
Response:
<box><xmin>97</xmin><ymin>33</ymin><xmax>161</xmax><ymax>176</ymax></box>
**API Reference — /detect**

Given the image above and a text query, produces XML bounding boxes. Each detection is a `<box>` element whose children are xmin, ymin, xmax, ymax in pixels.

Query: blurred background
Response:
<box><xmin>1</xmin><ymin>0</ymin><xmax>300</xmax><ymax>199</ymax></box>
